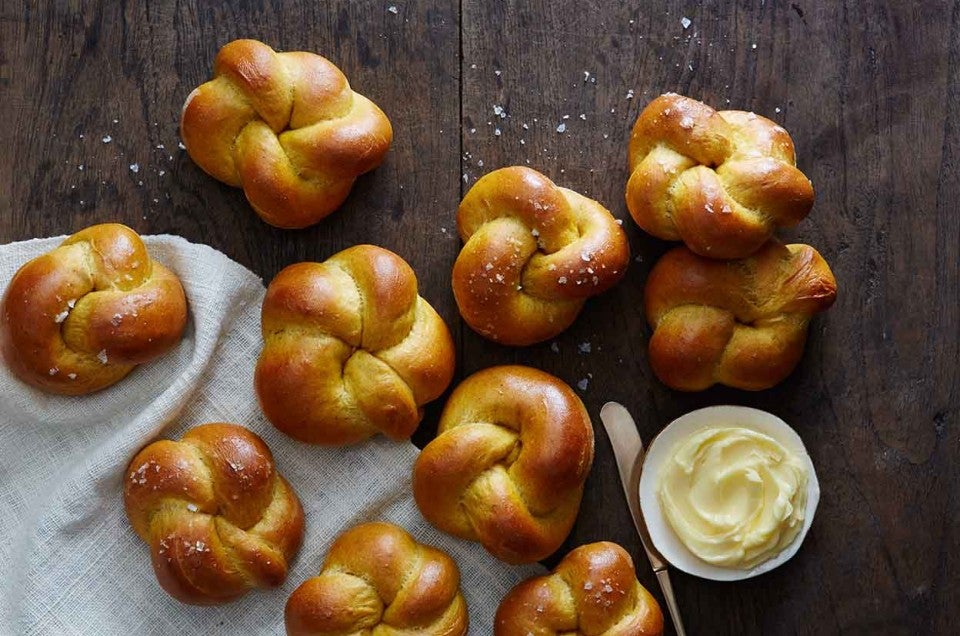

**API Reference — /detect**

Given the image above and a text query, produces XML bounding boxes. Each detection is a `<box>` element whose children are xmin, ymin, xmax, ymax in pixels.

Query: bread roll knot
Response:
<box><xmin>453</xmin><ymin>166</ymin><xmax>630</xmax><ymax>345</ymax></box>
<box><xmin>180</xmin><ymin>39</ymin><xmax>393</xmax><ymax>228</ymax></box>
<box><xmin>644</xmin><ymin>241</ymin><xmax>837</xmax><ymax>391</ymax></box>
<box><xmin>627</xmin><ymin>93</ymin><xmax>814</xmax><ymax>259</ymax></box>
<box><xmin>285</xmin><ymin>522</ymin><xmax>468</xmax><ymax>635</ymax></box>
<box><xmin>494</xmin><ymin>542</ymin><xmax>664</xmax><ymax>636</ymax></box>
<box><xmin>255</xmin><ymin>245</ymin><xmax>455</xmax><ymax>445</ymax></box>
<box><xmin>0</xmin><ymin>223</ymin><xmax>187</xmax><ymax>395</ymax></box>
<box><xmin>413</xmin><ymin>365</ymin><xmax>594</xmax><ymax>564</ymax></box>
<box><xmin>123</xmin><ymin>423</ymin><xmax>305</xmax><ymax>605</ymax></box>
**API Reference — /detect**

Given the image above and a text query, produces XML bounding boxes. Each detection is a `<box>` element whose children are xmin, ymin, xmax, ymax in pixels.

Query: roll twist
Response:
<box><xmin>123</xmin><ymin>423</ymin><xmax>305</xmax><ymax>605</ymax></box>
<box><xmin>413</xmin><ymin>366</ymin><xmax>594</xmax><ymax>564</ymax></box>
<box><xmin>454</xmin><ymin>166</ymin><xmax>630</xmax><ymax>345</ymax></box>
<box><xmin>285</xmin><ymin>522</ymin><xmax>468</xmax><ymax>635</ymax></box>
<box><xmin>645</xmin><ymin>241</ymin><xmax>837</xmax><ymax>391</ymax></box>
<box><xmin>627</xmin><ymin>93</ymin><xmax>814</xmax><ymax>259</ymax></box>
<box><xmin>0</xmin><ymin>223</ymin><xmax>187</xmax><ymax>395</ymax></box>
<box><xmin>256</xmin><ymin>245</ymin><xmax>455</xmax><ymax>445</ymax></box>
<box><xmin>181</xmin><ymin>39</ymin><xmax>392</xmax><ymax>228</ymax></box>
<box><xmin>495</xmin><ymin>542</ymin><xmax>663</xmax><ymax>636</ymax></box>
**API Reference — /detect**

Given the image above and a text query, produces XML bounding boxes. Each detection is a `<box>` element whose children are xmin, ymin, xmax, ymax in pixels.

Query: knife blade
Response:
<box><xmin>600</xmin><ymin>401</ymin><xmax>686</xmax><ymax>636</ymax></box>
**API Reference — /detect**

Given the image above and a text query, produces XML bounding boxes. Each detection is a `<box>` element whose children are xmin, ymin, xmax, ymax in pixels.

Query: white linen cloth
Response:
<box><xmin>0</xmin><ymin>234</ymin><xmax>541</xmax><ymax>635</ymax></box>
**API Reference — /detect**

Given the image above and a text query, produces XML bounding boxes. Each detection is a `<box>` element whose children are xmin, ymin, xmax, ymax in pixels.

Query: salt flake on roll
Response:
<box><xmin>639</xmin><ymin>405</ymin><xmax>820</xmax><ymax>581</ymax></box>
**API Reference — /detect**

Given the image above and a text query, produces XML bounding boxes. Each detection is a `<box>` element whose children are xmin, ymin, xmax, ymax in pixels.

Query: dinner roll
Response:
<box><xmin>181</xmin><ymin>39</ymin><xmax>392</xmax><ymax>229</ymax></box>
<box><xmin>453</xmin><ymin>166</ymin><xmax>629</xmax><ymax>345</ymax></box>
<box><xmin>285</xmin><ymin>522</ymin><xmax>467</xmax><ymax>635</ymax></box>
<box><xmin>256</xmin><ymin>245</ymin><xmax>455</xmax><ymax>445</ymax></box>
<box><xmin>494</xmin><ymin>542</ymin><xmax>663</xmax><ymax>636</ymax></box>
<box><xmin>413</xmin><ymin>365</ymin><xmax>594</xmax><ymax>564</ymax></box>
<box><xmin>645</xmin><ymin>240</ymin><xmax>837</xmax><ymax>391</ymax></box>
<box><xmin>123</xmin><ymin>423</ymin><xmax>304</xmax><ymax>605</ymax></box>
<box><xmin>0</xmin><ymin>223</ymin><xmax>187</xmax><ymax>395</ymax></box>
<box><xmin>627</xmin><ymin>93</ymin><xmax>814</xmax><ymax>259</ymax></box>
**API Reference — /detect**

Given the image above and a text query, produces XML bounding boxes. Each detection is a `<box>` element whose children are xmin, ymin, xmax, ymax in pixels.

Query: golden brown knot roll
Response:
<box><xmin>123</xmin><ymin>423</ymin><xmax>304</xmax><ymax>605</ymax></box>
<box><xmin>285</xmin><ymin>522</ymin><xmax>468</xmax><ymax>635</ymax></box>
<box><xmin>256</xmin><ymin>245</ymin><xmax>455</xmax><ymax>445</ymax></box>
<box><xmin>413</xmin><ymin>366</ymin><xmax>594</xmax><ymax>564</ymax></box>
<box><xmin>181</xmin><ymin>39</ymin><xmax>392</xmax><ymax>229</ymax></box>
<box><xmin>0</xmin><ymin>223</ymin><xmax>187</xmax><ymax>395</ymax></box>
<box><xmin>494</xmin><ymin>542</ymin><xmax>664</xmax><ymax>636</ymax></box>
<box><xmin>627</xmin><ymin>93</ymin><xmax>814</xmax><ymax>259</ymax></box>
<box><xmin>453</xmin><ymin>166</ymin><xmax>630</xmax><ymax>345</ymax></box>
<box><xmin>645</xmin><ymin>240</ymin><xmax>837</xmax><ymax>391</ymax></box>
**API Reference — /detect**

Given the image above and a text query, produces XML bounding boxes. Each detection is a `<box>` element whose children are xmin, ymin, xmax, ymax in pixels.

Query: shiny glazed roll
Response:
<box><xmin>413</xmin><ymin>365</ymin><xmax>594</xmax><ymax>564</ymax></box>
<box><xmin>285</xmin><ymin>522</ymin><xmax>468</xmax><ymax>635</ymax></box>
<box><xmin>255</xmin><ymin>245</ymin><xmax>455</xmax><ymax>445</ymax></box>
<box><xmin>453</xmin><ymin>166</ymin><xmax>630</xmax><ymax>345</ymax></box>
<box><xmin>0</xmin><ymin>223</ymin><xmax>187</xmax><ymax>395</ymax></box>
<box><xmin>645</xmin><ymin>240</ymin><xmax>837</xmax><ymax>391</ymax></box>
<box><xmin>123</xmin><ymin>423</ymin><xmax>304</xmax><ymax>605</ymax></box>
<box><xmin>494</xmin><ymin>542</ymin><xmax>664</xmax><ymax>636</ymax></box>
<box><xmin>181</xmin><ymin>39</ymin><xmax>392</xmax><ymax>229</ymax></box>
<box><xmin>627</xmin><ymin>93</ymin><xmax>814</xmax><ymax>259</ymax></box>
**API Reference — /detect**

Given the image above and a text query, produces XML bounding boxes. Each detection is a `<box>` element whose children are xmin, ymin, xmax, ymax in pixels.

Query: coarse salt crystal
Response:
<box><xmin>387</xmin><ymin>5</ymin><xmax>398</xmax><ymax>14</ymax></box>
<box><xmin>626</xmin><ymin>89</ymin><xmax>635</xmax><ymax>99</ymax></box>
<box><xmin>97</xmin><ymin>349</ymin><xmax>108</xmax><ymax>364</ymax></box>
<box><xmin>578</xmin><ymin>342</ymin><xmax>592</xmax><ymax>354</ymax></box>
<box><xmin>494</xmin><ymin>128</ymin><xmax>501</xmax><ymax>136</ymax></box>
<box><xmin>48</xmin><ymin>368</ymin><xmax>58</xmax><ymax>376</ymax></box>
<box><xmin>129</xmin><ymin>163</ymin><xmax>139</xmax><ymax>173</ymax></box>
<box><xmin>54</xmin><ymin>310</ymin><xmax>69</xmax><ymax>323</ymax></box>
<box><xmin>550</xmin><ymin>342</ymin><xmax>560</xmax><ymax>353</ymax></box>
<box><xmin>577</xmin><ymin>378</ymin><xmax>589</xmax><ymax>391</ymax></box>
<box><xmin>558</xmin><ymin>276</ymin><xmax>567</xmax><ymax>284</ymax></box>
<box><xmin>556</xmin><ymin>123</ymin><xmax>566</xmax><ymax>133</ymax></box>
<box><xmin>681</xmin><ymin>16</ymin><xmax>691</xmax><ymax>29</ymax></box>
<box><xmin>102</xmin><ymin>135</ymin><xmax>112</xmax><ymax>144</ymax></box>
<box><xmin>68</xmin><ymin>373</ymin><xmax>77</xmax><ymax>380</ymax></box>
<box><xmin>680</xmin><ymin>116</ymin><xmax>694</xmax><ymax>129</ymax></box>
<box><xmin>186</xmin><ymin>503</ymin><xmax>198</xmax><ymax>512</ymax></box>
<box><xmin>484</xmin><ymin>263</ymin><xmax>494</xmax><ymax>271</ymax></box>
<box><xmin>493</xmin><ymin>105</ymin><xmax>506</xmax><ymax>118</ymax></box>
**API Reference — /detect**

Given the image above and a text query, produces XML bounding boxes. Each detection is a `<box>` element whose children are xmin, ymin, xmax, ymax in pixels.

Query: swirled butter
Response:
<box><xmin>657</xmin><ymin>426</ymin><xmax>808</xmax><ymax>569</ymax></box>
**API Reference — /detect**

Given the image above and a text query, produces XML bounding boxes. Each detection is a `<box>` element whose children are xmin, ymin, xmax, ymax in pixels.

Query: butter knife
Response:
<box><xmin>600</xmin><ymin>402</ymin><xmax>686</xmax><ymax>636</ymax></box>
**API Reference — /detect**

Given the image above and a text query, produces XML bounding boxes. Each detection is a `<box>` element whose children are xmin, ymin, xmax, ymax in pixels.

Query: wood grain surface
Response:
<box><xmin>2</xmin><ymin>1</ymin><xmax>957</xmax><ymax>634</ymax></box>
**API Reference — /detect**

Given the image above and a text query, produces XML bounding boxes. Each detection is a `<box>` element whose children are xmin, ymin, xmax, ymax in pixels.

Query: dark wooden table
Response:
<box><xmin>2</xmin><ymin>1</ymin><xmax>957</xmax><ymax>634</ymax></box>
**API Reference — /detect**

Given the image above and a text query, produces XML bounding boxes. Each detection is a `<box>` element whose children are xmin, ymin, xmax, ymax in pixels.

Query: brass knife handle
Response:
<box><xmin>656</xmin><ymin>569</ymin><xmax>686</xmax><ymax>636</ymax></box>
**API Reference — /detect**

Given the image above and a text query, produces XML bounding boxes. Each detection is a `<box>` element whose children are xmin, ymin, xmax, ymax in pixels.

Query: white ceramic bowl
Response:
<box><xmin>638</xmin><ymin>405</ymin><xmax>820</xmax><ymax>581</ymax></box>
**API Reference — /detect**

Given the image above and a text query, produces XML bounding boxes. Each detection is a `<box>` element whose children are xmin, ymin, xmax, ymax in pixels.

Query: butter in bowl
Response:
<box><xmin>638</xmin><ymin>405</ymin><xmax>820</xmax><ymax>581</ymax></box>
